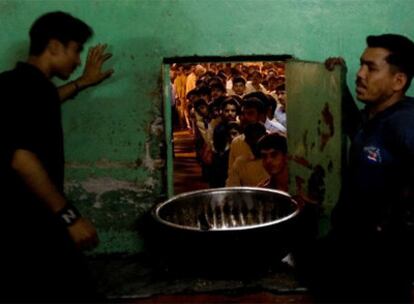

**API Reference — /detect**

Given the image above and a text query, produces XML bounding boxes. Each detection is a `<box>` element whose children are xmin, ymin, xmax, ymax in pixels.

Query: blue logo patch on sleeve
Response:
<box><xmin>363</xmin><ymin>146</ymin><xmax>382</xmax><ymax>163</ymax></box>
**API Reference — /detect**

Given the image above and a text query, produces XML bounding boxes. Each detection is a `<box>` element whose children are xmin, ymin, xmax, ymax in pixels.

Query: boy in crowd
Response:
<box><xmin>244</xmin><ymin>92</ymin><xmax>286</xmax><ymax>134</ymax></box>
<box><xmin>228</xmin><ymin>76</ymin><xmax>247</xmax><ymax>97</ymax></box>
<box><xmin>226</xmin><ymin>123</ymin><xmax>269</xmax><ymax>187</ymax></box>
<box><xmin>274</xmin><ymin>84</ymin><xmax>287</xmax><ymax>128</ymax></box>
<box><xmin>227</xmin><ymin>97</ymin><xmax>267</xmax><ymax>171</ymax></box>
<box><xmin>256</xmin><ymin>133</ymin><xmax>288</xmax><ymax>191</ymax></box>
<box><xmin>208</xmin><ymin>98</ymin><xmax>241</xmax><ymax>187</ymax></box>
<box><xmin>210</xmin><ymin>81</ymin><xmax>227</xmax><ymax>101</ymax></box>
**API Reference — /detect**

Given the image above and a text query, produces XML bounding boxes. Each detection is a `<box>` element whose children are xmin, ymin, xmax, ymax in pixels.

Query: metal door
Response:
<box><xmin>286</xmin><ymin>60</ymin><xmax>346</xmax><ymax>236</ymax></box>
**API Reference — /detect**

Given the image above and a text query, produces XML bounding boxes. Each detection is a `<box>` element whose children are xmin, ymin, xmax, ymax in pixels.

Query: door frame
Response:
<box><xmin>162</xmin><ymin>55</ymin><xmax>293</xmax><ymax>198</ymax></box>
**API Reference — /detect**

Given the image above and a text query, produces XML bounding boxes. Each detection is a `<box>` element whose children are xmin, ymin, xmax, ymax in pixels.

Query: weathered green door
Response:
<box><xmin>286</xmin><ymin>60</ymin><xmax>346</xmax><ymax>236</ymax></box>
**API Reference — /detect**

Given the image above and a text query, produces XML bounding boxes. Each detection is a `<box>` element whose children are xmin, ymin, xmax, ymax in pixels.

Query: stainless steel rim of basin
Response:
<box><xmin>153</xmin><ymin>187</ymin><xmax>300</xmax><ymax>232</ymax></box>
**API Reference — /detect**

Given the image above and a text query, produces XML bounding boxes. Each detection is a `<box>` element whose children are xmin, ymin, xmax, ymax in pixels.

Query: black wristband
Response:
<box><xmin>57</xmin><ymin>205</ymin><xmax>81</xmax><ymax>226</ymax></box>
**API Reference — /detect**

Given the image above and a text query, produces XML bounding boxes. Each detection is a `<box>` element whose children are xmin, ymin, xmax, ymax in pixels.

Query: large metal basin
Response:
<box><xmin>154</xmin><ymin>187</ymin><xmax>300</xmax><ymax>231</ymax></box>
<box><xmin>150</xmin><ymin>187</ymin><xmax>302</xmax><ymax>276</ymax></box>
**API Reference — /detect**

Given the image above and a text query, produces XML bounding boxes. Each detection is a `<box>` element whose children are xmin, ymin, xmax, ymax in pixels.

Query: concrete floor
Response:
<box><xmin>91</xmin><ymin>252</ymin><xmax>313</xmax><ymax>303</ymax></box>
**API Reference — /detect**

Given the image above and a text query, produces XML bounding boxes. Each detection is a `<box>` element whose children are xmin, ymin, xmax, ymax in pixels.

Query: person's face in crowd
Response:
<box><xmin>224</xmin><ymin>64</ymin><xmax>232</xmax><ymax>76</ymax></box>
<box><xmin>276</xmin><ymin>65</ymin><xmax>285</xmax><ymax>75</ymax></box>
<box><xmin>53</xmin><ymin>40</ymin><xmax>82</xmax><ymax>80</ymax></box>
<box><xmin>233</xmin><ymin>81</ymin><xmax>246</xmax><ymax>96</ymax></box>
<box><xmin>267</xmin><ymin>69</ymin><xmax>277</xmax><ymax>77</ymax></box>
<box><xmin>222</xmin><ymin>104</ymin><xmax>238</xmax><ymax>122</ymax></box>
<box><xmin>248</xmin><ymin>66</ymin><xmax>256</xmax><ymax>76</ymax></box>
<box><xmin>235</xmin><ymin>63</ymin><xmax>243</xmax><ymax>73</ymax></box>
<box><xmin>200</xmin><ymin>94</ymin><xmax>210</xmax><ymax>103</ymax></box>
<box><xmin>211</xmin><ymin>88</ymin><xmax>225</xmax><ymax>101</ymax></box>
<box><xmin>268</xmin><ymin>78</ymin><xmax>278</xmax><ymax>92</ymax></box>
<box><xmin>277</xmin><ymin>90</ymin><xmax>286</xmax><ymax>107</ymax></box>
<box><xmin>261</xmin><ymin>148</ymin><xmax>287</xmax><ymax>177</ymax></box>
<box><xmin>356</xmin><ymin>47</ymin><xmax>402</xmax><ymax>104</ymax></box>
<box><xmin>197</xmin><ymin>105</ymin><xmax>209</xmax><ymax>118</ymax></box>
<box><xmin>240</xmin><ymin>107</ymin><xmax>260</xmax><ymax>126</ymax></box>
<box><xmin>228</xmin><ymin>128</ymin><xmax>240</xmax><ymax>142</ymax></box>
<box><xmin>252</xmin><ymin>72</ymin><xmax>262</xmax><ymax>86</ymax></box>
<box><xmin>209</xmin><ymin>63</ymin><xmax>218</xmax><ymax>73</ymax></box>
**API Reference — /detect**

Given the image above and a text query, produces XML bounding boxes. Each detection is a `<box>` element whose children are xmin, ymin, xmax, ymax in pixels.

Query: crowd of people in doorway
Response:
<box><xmin>170</xmin><ymin>62</ymin><xmax>288</xmax><ymax>191</ymax></box>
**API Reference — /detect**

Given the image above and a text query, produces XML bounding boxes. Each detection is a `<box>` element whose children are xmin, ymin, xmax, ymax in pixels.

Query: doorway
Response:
<box><xmin>163</xmin><ymin>55</ymin><xmax>292</xmax><ymax>196</ymax></box>
<box><xmin>162</xmin><ymin>57</ymin><xmax>346</xmax><ymax>236</ymax></box>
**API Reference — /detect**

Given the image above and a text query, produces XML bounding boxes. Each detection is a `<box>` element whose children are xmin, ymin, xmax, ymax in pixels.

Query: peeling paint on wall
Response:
<box><xmin>141</xmin><ymin>142</ymin><xmax>165</xmax><ymax>173</ymax></box>
<box><xmin>318</xmin><ymin>103</ymin><xmax>334</xmax><ymax>152</ymax></box>
<box><xmin>76</xmin><ymin>177</ymin><xmax>148</xmax><ymax>204</ymax></box>
<box><xmin>65</xmin><ymin>177</ymin><xmax>156</xmax><ymax>254</ymax></box>
<box><xmin>150</xmin><ymin>117</ymin><xmax>164</xmax><ymax>138</ymax></box>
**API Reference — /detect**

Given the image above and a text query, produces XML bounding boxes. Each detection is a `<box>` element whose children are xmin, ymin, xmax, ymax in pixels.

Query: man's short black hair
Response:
<box><xmin>182</xmin><ymin>64</ymin><xmax>192</xmax><ymax>71</ymax></box>
<box><xmin>367</xmin><ymin>34</ymin><xmax>414</xmax><ymax>91</ymax></box>
<box><xmin>210</xmin><ymin>81</ymin><xmax>226</xmax><ymax>92</ymax></box>
<box><xmin>276</xmin><ymin>83</ymin><xmax>285</xmax><ymax>91</ymax></box>
<box><xmin>193</xmin><ymin>98</ymin><xmax>208</xmax><ymax>111</ymax></box>
<box><xmin>244</xmin><ymin>92</ymin><xmax>272</xmax><ymax>112</ymax></box>
<box><xmin>232</xmin><ymin>76</ymin><xmax>246</xmax><ymax>85</ymax></box>
<box><xmin>257</xmin><ymin>133</ymin><xmax>287</xmax><ymax>155</ymax></box>
<box><xmin>186</xmin><ymin>88</ymin><xmax>199</xmax><ymax>100</ymax></box>
<box><xmin>29</xmin><ymin>11</ymin><xmax>93</xmax><ymax>55</ymax></box>
<box><xmin>197</xmin><ymin>85</ymin><xmax>211</xmax><ymax>97</ymax></box>
<box><xmin>221</xmin><ymin>96</ymin><xmax>240</xmax><ymax>113</ymax></box>
<box><xmin>209</xmin><ymin>95</ymin><xmax>226</xmax><ymax>111</ymax></box>
<box><xmin>227</xmin><ymin>121</ymin><xmax>242</xmax><ymax>133</ymax></box>
<box><xmin>244</xmin><ymin>91</ymin><xmax>268</xmax><ymax>105</ymax></box>
<box><xmin>242</xmin><ymin>97</ymin><xmax>266</xmax><ymax>114</ymax></box>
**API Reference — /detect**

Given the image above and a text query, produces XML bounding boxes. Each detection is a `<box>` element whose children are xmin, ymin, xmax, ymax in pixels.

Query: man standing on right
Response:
<box><xmin>303</xmin><ymin>34</ymin><xmax>414</xmax><ymax>303</ymax></box>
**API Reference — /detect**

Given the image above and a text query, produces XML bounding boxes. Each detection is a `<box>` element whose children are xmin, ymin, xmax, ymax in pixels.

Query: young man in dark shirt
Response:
<box><xmin>0</xmin><ymin>11</ymin><xmax>113</xmax><ymax>302</ymax></box>
<box><xmin>302</xmin><ymin>34</ymin><xmax>414</xmax><ymax>303</ymax></box>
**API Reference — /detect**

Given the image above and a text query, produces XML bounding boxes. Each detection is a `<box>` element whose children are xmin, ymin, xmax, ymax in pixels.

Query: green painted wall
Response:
<box><xmin>1</xmin><ymin>0</ymin><xmax>413</xmax><ymax>255</ymax></box>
